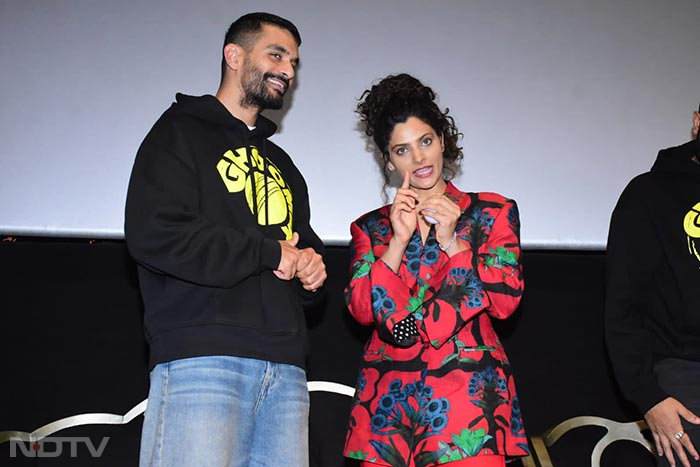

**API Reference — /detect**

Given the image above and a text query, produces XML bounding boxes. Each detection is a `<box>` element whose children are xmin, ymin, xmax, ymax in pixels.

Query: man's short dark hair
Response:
<box><xmin>220</xmin><ymin>12</ymin><xmax>301</xmax><ymax>81</ymax></box>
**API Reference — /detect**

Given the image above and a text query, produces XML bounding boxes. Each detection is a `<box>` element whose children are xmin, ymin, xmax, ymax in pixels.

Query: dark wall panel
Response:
<box><xmin>0</xmin><ymin>240</ymin><xmax>647</xmax><ymax>466</ymax></box>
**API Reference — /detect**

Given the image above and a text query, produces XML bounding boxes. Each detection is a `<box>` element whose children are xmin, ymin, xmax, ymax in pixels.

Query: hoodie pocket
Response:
<box><xmin>212</xmin><ymin>272</ymin><xmax>301</xmax><ymax>334</ymax></box>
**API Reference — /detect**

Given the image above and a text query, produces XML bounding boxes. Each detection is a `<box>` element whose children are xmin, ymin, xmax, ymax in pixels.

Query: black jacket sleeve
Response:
<box><xmin>604</xmin><ymin>177</ymin><xmax>668</xmax><ymax>414</ymax></box>
<box><xmin>287</xmin><ymin>167</ymin><xmax>326</xmax><ymax>306</ymax></box>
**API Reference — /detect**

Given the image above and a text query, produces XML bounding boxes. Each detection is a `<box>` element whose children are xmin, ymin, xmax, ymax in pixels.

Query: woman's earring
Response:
<box><xmin>387</xmin><ymin>163</ymin><xmax>395</xmax><ymax>172</ymax></box>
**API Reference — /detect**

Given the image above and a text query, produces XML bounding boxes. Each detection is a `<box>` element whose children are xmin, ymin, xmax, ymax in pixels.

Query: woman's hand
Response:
<box><xmin>419</xmin><ymin>194</ymin><xmax>466</xmax><ymax>256</ymax></box>
<box><xmin>382</xmin><ymin>171</ymin><xmax>418</xmax><ymax>272</ymax></box>
<box><xmin>389</xmin><ymin>171</ymin><xmax>419</xmax><ymax>246</ymax></box>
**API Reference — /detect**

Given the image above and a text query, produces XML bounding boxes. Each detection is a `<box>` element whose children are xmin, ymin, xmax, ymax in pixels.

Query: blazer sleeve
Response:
<box><xmin>344</xmin><ymin>220</ymin><xmax>415</xmax><ymax>344</ymax></box>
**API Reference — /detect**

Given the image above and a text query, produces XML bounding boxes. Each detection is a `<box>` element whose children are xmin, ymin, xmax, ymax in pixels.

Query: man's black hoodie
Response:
<box><xmin>125</xmin><ymin>94</ymin><xmax>324</xmax><ymax>370</ymax></box>
<box><xmin>606</xmin><ymin>137</ymin><xmax>700</xmax><ymax>414</ymax></box>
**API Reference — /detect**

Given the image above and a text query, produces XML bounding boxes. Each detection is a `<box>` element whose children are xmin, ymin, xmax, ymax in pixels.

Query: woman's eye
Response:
<box><xmin>422</xmin><ymin>137</ymin><xmax>433</xmax><ymax>146</ymax></box>
<box><xmin>396</xmin><ymin>147</ymin><xmax>407</xmax><ymax>156</ymax></box>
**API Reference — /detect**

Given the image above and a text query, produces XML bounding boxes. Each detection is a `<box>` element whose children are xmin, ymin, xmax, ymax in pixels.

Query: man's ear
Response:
<box><xmin>223</xmin><ymin>43</ymin><xmax>243</xmax><ymax>72</ymax></box>
<box><xmin>693</xmin><ymin>111</ymin><xmax>699</xmax><ymax>140</ymax></box>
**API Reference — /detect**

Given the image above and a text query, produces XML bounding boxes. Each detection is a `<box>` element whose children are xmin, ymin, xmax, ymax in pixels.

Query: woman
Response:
<box><xmin>343</xmin><ymin>73</ymin><xmax>528</xmax><ymax>467</ymax></box>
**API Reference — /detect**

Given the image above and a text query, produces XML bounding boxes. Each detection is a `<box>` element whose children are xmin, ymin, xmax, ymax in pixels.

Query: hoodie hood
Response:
<box><xmin>173</xmin><ymin>93</ymin><xmax>277</xmax><ymax>139</ymax></box>
<box><xmin>651</xmin><ymin>137</ymin><xmax>700</xmax><ymax>179</ymax></box>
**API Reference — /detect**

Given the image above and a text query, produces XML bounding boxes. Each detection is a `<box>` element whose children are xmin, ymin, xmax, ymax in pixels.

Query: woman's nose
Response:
<box><xmin>413</xmin><ymin>148</ymin><xmax>426</xmax><ymax>163</ymax></box>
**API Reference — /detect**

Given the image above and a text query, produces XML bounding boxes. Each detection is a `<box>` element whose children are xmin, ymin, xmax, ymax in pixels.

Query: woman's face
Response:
<box><xmin>387</xmin><ymin>116</ymin><xmax>446</xmax><ymax>199</ymax></box>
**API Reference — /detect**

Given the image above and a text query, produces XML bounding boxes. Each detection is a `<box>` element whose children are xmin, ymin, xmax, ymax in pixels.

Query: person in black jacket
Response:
<box><xmin>124</xmin><ymin>12</ymin><xmax>326</xmax><ymax>467</ymax></box>
<box><xmin>606</xmin><ymin>104</ymin><xmax>700</xmax><ymax>467</ymax></box>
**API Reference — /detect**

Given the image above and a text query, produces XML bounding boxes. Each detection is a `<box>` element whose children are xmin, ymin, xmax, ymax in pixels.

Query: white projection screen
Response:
<box><xmin>1</xmin><ymin>0</ymin><xmax>699</xmax><ymax>249</ymax></box>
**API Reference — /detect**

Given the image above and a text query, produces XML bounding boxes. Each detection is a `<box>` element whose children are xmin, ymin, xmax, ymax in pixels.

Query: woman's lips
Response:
<box><xmin>413</xmin><ymin>166</ymin><xmax>433</xmax><ymax>178</ymax></box>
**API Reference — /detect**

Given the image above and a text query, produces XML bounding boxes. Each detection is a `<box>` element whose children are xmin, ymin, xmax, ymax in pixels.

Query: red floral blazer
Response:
<box><xmin>343</xmin><ymin>182</ymin><xmax>528</xmax><ymax>466</ymax></box>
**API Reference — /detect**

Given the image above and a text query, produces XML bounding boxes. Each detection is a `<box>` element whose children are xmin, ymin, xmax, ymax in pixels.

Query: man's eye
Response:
<box><xmin>271</xmin><ymin>53</ymin><xmax>281</xmax><ymax>60</ymax></box>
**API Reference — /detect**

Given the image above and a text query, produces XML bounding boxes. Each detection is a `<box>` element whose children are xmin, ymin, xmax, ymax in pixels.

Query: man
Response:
<box><xmin>606</xmin><ymin>105</ymin><xmax>700</xmax><ymax>467</ymax></box>
<box><xmin>125</xmin><ymin>12</ymin><xmax>326</xmax><ymax>466</ymax></box>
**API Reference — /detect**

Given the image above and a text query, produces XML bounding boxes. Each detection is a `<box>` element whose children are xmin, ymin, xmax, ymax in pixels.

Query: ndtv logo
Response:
<box><xmin>9</xmin><ymin>437</ymin><xmax>109</xmax><ymax>458</ymax></box>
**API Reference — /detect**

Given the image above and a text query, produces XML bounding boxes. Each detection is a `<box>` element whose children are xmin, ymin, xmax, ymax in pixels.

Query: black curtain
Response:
<box><xmin>0</xmin><ymin>240</ymin><xmax>651</xmax><ymax>466</ymax></box>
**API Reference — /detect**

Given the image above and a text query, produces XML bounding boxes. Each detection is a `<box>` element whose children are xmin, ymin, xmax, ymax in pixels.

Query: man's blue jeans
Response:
<box><xmin>139</xmin><ymin>355</ymin><xmax>309</xmax><ymax>466</ymax></box>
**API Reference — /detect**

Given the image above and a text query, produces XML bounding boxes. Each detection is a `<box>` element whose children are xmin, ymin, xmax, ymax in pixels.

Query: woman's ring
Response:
<box><xmin>674</xmin><ymin>431</ymin><xmax>685</xmax><ymax>440</ymax></box>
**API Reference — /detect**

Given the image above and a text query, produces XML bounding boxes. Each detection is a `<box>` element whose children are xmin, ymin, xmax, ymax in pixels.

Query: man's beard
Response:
<box><xmin>240</xmin><ymin>64</ymin><xmax>287</xmax><ymax>111</ymax></box>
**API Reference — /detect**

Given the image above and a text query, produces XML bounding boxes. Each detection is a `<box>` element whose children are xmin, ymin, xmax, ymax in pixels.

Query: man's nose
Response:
<box><xmin>280</xmin><ymin>61</ymin><xmax>295</xmax><ymax>81</ymax></box>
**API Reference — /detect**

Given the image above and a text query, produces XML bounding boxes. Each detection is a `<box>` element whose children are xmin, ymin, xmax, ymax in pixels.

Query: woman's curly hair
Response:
<box><xmin>356</xmin><ymin>73</ymin><xmax>463</xmax><ymax>185</ymax></box>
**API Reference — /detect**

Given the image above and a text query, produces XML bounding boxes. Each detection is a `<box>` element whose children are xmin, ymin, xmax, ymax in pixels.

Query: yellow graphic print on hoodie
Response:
<box><xmin>216</xmin><ymin>145</ymin><xmax>294</xmax><ymax>240</ymax></box>
<box><xmin>685</xmin><ymin>201</ymin><xmax>700</xmax><ymax>264</ymax></box>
